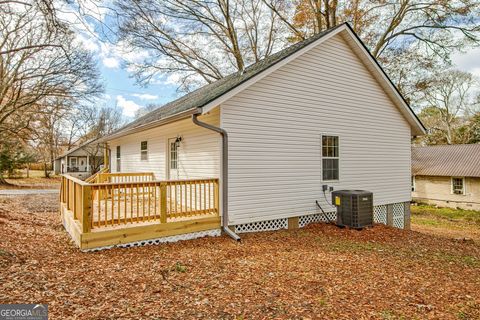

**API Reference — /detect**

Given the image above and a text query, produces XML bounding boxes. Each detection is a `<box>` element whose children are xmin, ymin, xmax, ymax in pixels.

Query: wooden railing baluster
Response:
<box><xmin>61</xmin><ymin>174</ymin><xmax>219</xmax><ymax>232</ymax></box>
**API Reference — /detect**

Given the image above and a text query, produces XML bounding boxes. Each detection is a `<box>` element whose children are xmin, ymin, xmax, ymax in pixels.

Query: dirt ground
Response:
<box><xmin>0</xmin><ymin>194</ymin><xmax>479</xmax><ymax>319</ymax></box>
<box><xmin>0</xmin><ymin>175</ymin><xmax>60</xmax><ymax>189</ymax></box>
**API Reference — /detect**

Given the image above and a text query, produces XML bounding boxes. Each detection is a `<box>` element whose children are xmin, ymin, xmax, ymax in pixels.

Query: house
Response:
<box><xmin>54</xmin><ymin>139</ymin><xmax>105</xmax><ymax>180</ymax></box>
<box><xmin>60</xmin><ymin>23</ymin><xmax>425</xmax><ymax>250</ymax></box>
<box><xmin>412</xmin><ymin>144</ymin><xmax>480</xmax><ymax>211</ymax></box>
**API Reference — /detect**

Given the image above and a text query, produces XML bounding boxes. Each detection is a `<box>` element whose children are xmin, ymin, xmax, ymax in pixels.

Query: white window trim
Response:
<box><xmin>451</xmin><ymin>177</ymin><xmax>465</xmax><ymax>195</ymax></box>
<box><xmin>412</xmin><ymin>175</ymin><xmax>416</xmax><ymax>192</ymax></box>
<box><xmin>140</xmin><ymin>141</ymin><xmax>148</xmax><ymax>161</ymax></box>
<box><xmin>116</xmin><ymin>146</ymin><xmax>121</xmax><ymax>172</ymax></box>
<box><xmin>167</xmin><ymin>137</ymin><xmax>179</xmax><ymax>179</ymax></box>
<box><xmin>69</xmin><ymin>157</ymin><xmax>77</xmax><ymax>166</ymax></box>
<box><xmin>321</xmin><ymin>134</ymin><xmax>340</xmax><ymax>182</ymax></box>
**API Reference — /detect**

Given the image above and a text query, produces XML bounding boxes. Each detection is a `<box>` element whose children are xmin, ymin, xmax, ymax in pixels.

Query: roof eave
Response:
<box><xmin>99</xmin><ymin>108</ymin><xmax>198</xmax><ymax>143</ymax></box>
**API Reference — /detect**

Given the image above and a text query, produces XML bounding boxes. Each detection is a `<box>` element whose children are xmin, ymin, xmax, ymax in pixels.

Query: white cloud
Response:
<box><xmin>116</xmin><ymin>95</ymin><xmax>142</xmax><ymax>117</ymax></box>
<box><xmin>452</xmin><ymin>47</ymin><xmax>480</xmax><ymax>77</ymax></box>
<box><xmin>131</xmin><ymin>93</ymin><xmax>159</xmax><ymax>101</ymax></box>
<box><xmin>103</xmin><ymin>57</ymin><xmax>120</xmax><ymax>69</ymax></box>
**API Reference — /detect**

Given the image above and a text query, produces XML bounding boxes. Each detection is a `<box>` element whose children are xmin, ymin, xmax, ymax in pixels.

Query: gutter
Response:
<box><xmin>191</xmin><ymin>111</ymin><xmax>241</xmax><ymax>242</ymax></box>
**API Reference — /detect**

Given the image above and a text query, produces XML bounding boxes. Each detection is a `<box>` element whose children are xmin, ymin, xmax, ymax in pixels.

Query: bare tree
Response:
<box><xmin>77</xmin><ymin>105</ymin><xmax>125</xmax><ymax>173</ymax></box>
<box><xmin>115</xmin><ymin>0</ymin><xmax>286</xmax><ymax>91</ymax></box>
<box><xmin>418</xmin><ymin>70</ymin><xmax>478</xmax><ymax>145</ymax></box>
<box><xmin>0</xmin><ymin>1</ymin><xmax>103</xmax><ymax>140</ymax></box>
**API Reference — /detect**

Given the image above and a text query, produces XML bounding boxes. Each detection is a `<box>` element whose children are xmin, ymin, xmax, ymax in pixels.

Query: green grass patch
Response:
<box><xmin>411</xmin><ymin>216</ymin><xmax>467</xmax><ymax>231</ymax></box>
<box><xmin>412</xmin><ymin>205</ymin><xmax>480</xmax><ymax>225</ymax></box>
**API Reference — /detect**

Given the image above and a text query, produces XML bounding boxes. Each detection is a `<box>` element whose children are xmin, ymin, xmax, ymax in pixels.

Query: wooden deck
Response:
<box><xmin>60</xmin><ymin>173</ymin><xmax>221</xmax><ymax>250</ymax></box>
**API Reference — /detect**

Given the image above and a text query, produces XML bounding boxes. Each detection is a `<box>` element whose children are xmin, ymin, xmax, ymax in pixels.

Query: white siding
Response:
<box><xmin>221</xmin><ymin>35</ymin><xmax>412</xmax><ymax>225</ymax></box>
<box><xmin>108</xmin><ymin>109</ymin><xmax>220</xmax><ymax>180</ymax></box>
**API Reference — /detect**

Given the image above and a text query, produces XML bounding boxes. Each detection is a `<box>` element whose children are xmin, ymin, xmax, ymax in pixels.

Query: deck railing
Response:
<box><xmin>60</xmin><ymin>173</ymin><xmax>219</xmax><ymax>233</ymax></box>
<box><xmin>84</xmin><ymin>167</ymin><xmax>109</xmax><ymax>183</ymax></box>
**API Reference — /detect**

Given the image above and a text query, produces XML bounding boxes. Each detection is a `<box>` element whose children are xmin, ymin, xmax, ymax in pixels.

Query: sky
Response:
<box><xmin>99</xmin><ymin>63</ymin><xmax>178</xmax><ymax>118</ymax></box>
<box><xmin>64</xmin><ymin>2</ymin><xmax>480</xmax><ymax>120</ymax></box>
<box><xmin>58</xmin><ymin>1</ymin><xmax>180</xmax><ymax>119</ymax></box>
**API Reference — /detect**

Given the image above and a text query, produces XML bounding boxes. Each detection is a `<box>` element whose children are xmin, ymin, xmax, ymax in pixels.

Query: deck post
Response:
<box><xmin>214</xmin><ymin>180</ymin><xmax>219</xmax><ymax>215</ymax></box>
<box><xmin>160</xmin><ymin>183</ymin><xmax>167</xmax><ymax>223</ymax></box>
<box><xmin>60</xmin><ymin>177</ymin><xmax>64</xmax><ymax>203</ymax></box>
<box><xmin>66</xmin><ymin>179</ymin><xmax>70</xmax><ymax>210</ymax></box>
<box><xmin>103</xmin><ymin>144</ymin><xmax>109</xmax><ymax>169</ymax></box>
<box><xmin>82</xmin><ymin>185</ymin><xmax>92</xmax><ymax>233</ymax></box>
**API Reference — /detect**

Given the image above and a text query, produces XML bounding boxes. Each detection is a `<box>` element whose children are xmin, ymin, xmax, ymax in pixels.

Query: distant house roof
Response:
<box><xmin>56</xmin><ymin>139</ymin><xmax>98</xmax><ymax>160</ymax></box>
<box><xmin>103</xmin><ymin>23</ymin><xmax>425</xmax><ymax>141</ymax></box>
<box><xmin>412</xmin><ymin>144</ymin><xmax>480</xmax><ymax>178</ymax></box>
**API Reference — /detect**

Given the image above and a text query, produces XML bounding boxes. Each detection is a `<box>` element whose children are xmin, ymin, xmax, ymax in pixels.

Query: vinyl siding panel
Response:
<box><xmin>108</xmin><ymin>109</ymin><xmax>220</xmax><ymax>180</ymax></box>
<box><xmin>221</xmin><ymin>35</ymin><xmax>412</xmax><ymax>225</ymax></box>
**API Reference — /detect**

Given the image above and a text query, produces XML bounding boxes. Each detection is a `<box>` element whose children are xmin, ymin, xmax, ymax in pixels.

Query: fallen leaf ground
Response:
<box><xmin>1</xmin><ymin>194</ymin><xmax>479</xmax><ymax>319</ymax></box>
<box><xmin>0</xmin><ymin>176</ymin><xmax>60</xmax><ymax>189</ymax></box>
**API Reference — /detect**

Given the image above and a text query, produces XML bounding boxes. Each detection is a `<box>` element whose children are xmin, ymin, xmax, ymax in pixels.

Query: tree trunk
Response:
<box><xmin>44</xmin><ymin>162</ymin><xmax>50</xmax><ymax>178</ymax></box>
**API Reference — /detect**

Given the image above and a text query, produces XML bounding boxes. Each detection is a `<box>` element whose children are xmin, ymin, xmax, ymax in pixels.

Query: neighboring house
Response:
<box><xmin>54</xmin><ymin>140</ymin><xmax>105</xmax><ymax>179</ymax></box>
<box><xmin>412</xmin><ymin>144</ymin><xmax>480</xmax><ymax>211</ymax></box>
<box><xmin>60</xmin><ymin>23</ymin><xmax>425</xmax><ymax>250</ymax></box>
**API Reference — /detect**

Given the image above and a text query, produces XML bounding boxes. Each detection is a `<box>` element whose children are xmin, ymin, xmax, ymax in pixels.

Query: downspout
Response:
<box><xmin>192</xmin><ymin>112</ymin><xmax>241</xmax><ymax>241</ymax></box>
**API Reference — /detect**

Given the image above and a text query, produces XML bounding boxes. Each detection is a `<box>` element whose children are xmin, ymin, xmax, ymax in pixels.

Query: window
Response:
<box><xmin>170</xmin><ymin>141</ymin><xmax>178</xmax><ymax>170</ymax></box>
<box><xmin>322</xmin><ymin>135</ymin><xmax>339</xmax><ymax>181</ymax></box>
<box><xmin>452</xmin><ymin>177</ymin><xmax>464</xmax><ymax>195</ymax></box>
<box><xmin>141</xmin><ymin>141</ymin><xmax>148</xmax><ymax>161</ymax></box>
<box><xmin>116</xmin><ymin>146</ymin><xmax>121</xmax><ymax>172</ymax></box>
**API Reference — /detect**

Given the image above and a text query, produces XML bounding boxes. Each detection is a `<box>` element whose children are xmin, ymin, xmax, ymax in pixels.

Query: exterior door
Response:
<box><xmin>78</xmin><ymin>157</ymin><xmax>86</xmax><ymax>171</ymax></box>
<box><xmin>167</xmin><ymin>138</ymin><xmax>179</xmax><ymax>179</ymax></box>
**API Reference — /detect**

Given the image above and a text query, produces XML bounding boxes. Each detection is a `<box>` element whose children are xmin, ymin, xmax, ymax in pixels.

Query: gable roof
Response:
<box><xmin>103</xmin><ymin>23</ymin><xmax>425</xmax><ymax>141</ymax></box>
<box><xmin>412</xmin><ymin>144</ymin><xmax>480</xmax><ymax>178</ymax></box>
<box><xmin>56</xmin><ymin>138</ymin><xmax>99</xmax><ymax>160</ymax></box>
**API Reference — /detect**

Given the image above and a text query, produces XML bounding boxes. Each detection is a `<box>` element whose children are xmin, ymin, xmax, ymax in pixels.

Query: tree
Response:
<box><xmin>134</xmin><ymin>104</ymin><xmax>158</xmax><ymax>119</ymax></box>
<box><xmin>0</xmin><ymin>1</ymin><xmax>103</xmax><ymax>140</ymax></box>
<box><xmin>416</xmin><ymin>70</ymin><xmax>478</xmax><ymax>145</ymax></box>
<box><xmin>0</xmin><ymin>135</ymin><xmax>34</xmax><ymax>183</ymax></box>
<box><xmin>465</xmin><ymin>112</ymin><xmax>480</xmax><ymax>143</ymax></box>
<box><xmin>115</xmin><ymin>0</ymin><xmax>286</xmax><ymax>91</ymax></box>
<box><xmin>75</xmin><ymin>105</ymin><xmax>125</xmax><ymax>173</ymax></box>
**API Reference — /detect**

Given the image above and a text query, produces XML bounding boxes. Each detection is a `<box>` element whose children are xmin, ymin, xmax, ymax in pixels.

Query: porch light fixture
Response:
<box><xmin>175</xmin><ymin>136</ymin><xmax>182</xmax><ymax>147</ymax></box>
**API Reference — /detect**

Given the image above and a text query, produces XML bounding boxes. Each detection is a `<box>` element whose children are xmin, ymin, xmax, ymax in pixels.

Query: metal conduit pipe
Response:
<box><xmin>192</xmin><ymin>112</ymin><xmax>241</xmax><ymax>242</ymax></box>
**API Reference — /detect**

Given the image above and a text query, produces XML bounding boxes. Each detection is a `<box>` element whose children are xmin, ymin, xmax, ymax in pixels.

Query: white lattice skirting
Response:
<box><xmin>234</xmin><ymin>202</ymin><xmax>407</xmax><ymax>233</ymax></box>
<box><xmin>374</xmin><ymin>205</ymin><xmax>387</xmax><ymax>224</ymax></box>
<box><xmin>299</xmin><ymin>211</ymin><xmax>336</xmax><ymax>228</ymax></box>
<box><xmin>393</xmin><ymin>203</ymin><xmax>405</xmax><ymax>229</ymax></box>
<box><xmin>235</xmin><ymin>218</ymin><xmax>288</xmax><ymax>233</ymax></box>
<box><xmin>82</xmin><ymin>229</ymin><xmax>221</xmax><ymax>252</ymax></box>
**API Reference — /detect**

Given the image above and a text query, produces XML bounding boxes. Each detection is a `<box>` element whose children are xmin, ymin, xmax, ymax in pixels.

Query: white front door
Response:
<box><xmin>167</xmin><ymin>138</ymin><xmax>179</xmax><ymax>179</ymax></box>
